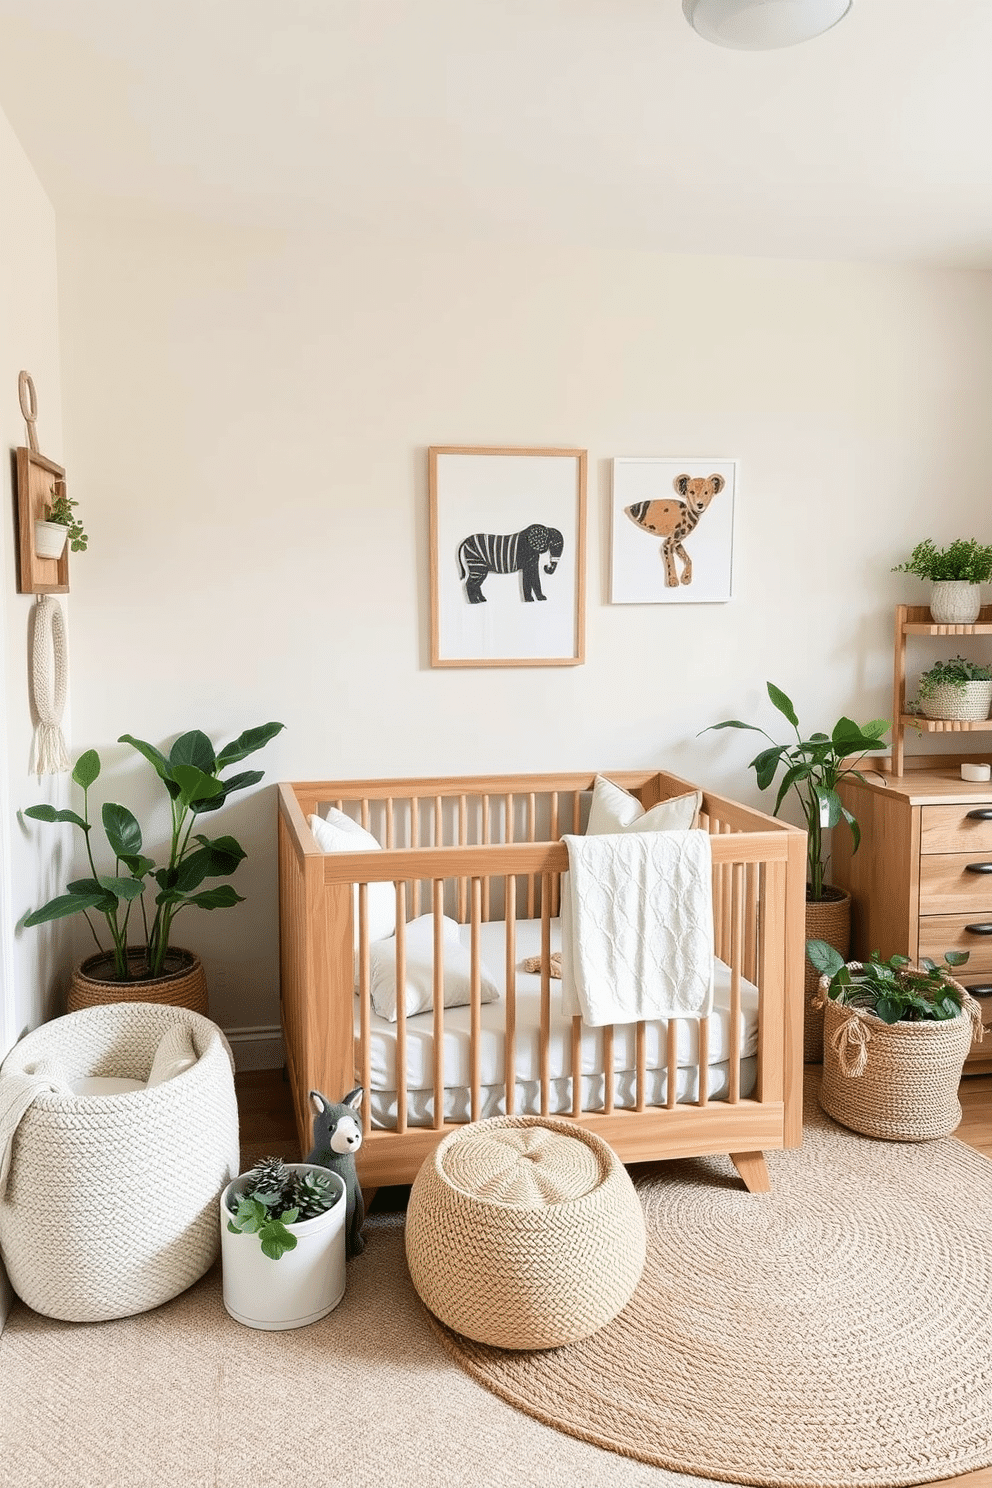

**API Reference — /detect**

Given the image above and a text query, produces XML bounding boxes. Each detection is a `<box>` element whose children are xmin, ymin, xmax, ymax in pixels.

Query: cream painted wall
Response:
<box><xmin>0</xmin><ymin>105</ymin><xmax>69</xmax><ymax>1053</ymax></box>
<box><xmin>55</xmin><ymin>217</ymin><xmax>992</xmax><ymax>1034</ymax></box>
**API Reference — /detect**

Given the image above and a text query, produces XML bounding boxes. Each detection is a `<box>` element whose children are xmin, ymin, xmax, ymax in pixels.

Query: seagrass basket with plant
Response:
<box><xmin>808</xmin><ymin>941</ymin><xmax>984</xmax><ymax>1141</ymax></box>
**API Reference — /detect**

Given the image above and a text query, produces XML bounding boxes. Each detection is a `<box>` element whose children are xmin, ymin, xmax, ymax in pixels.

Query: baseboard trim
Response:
<box><xmin>224</xmin><ymin>1024</ymin><xmax>284</xmax><ymax>1073</ymax></box>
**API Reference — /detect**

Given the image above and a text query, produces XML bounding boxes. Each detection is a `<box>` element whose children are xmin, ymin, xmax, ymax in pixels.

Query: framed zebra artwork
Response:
<box><xmin>429</xmin><ymin>446</ymin><xmax>587</xmax><ymax>667</ymax></box>
<box><xmin>610</xmin><ymin>457</ymin><xmax>737</xmax><ymax>605</ymax></box>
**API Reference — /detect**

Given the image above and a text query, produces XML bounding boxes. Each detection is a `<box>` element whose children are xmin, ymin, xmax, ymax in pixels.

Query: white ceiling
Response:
<box><xmin>0</xmin><ymin>0</ymin><xmax>991</xmax><ymax>267</ymax></box>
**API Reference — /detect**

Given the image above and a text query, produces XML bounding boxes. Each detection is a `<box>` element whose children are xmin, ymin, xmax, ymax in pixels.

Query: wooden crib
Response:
<box><xmin>277</xmin><ymin>770</ymin><xmax>807</xmax><ymax>1194</ymax></box>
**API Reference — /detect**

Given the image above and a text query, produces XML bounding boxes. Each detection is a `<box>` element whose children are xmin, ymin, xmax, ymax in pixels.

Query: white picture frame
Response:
<box><xmin>610</xmin><ymin>457</ymin><xmax>737</xmax><ymax>604</ymax></box>
<box><xmin>430</xmin><ymin>446</ymin><xmax>587</xmax><ymax>667</ymax></box>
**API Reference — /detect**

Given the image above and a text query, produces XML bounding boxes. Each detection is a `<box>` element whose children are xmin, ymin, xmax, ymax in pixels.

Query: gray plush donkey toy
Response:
<box><xmin>306</xmin><ymin>1087</ymin><xmax>366</xmax><ymax>1258</ymax></box>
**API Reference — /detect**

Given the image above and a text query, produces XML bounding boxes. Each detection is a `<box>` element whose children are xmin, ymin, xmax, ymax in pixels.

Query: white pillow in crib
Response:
<box><xmin>586</xmin><ymin>775</ymin><xmax>701</xmax><ymax>835</ymax></box>
<box><xmin>367</xmin><ymin>914</ymin><xmax>500</xmax><ymax>1023</ymax></box>
<box><xmin>308</xmin><ymin>809</ymin><xmax>396</xmax><ymax>947</ymax></box>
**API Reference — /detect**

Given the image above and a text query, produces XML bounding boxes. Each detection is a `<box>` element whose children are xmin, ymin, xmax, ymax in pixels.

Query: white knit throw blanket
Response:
<box><xmin>30</xmin><ymin>596</ymin><xmax>70</xmax><ymax>776</ymax></box>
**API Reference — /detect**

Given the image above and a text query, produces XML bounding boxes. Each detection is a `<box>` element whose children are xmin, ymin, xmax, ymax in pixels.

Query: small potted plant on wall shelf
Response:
<box><xmin>891</xmin><ymin>538</ymin><xmax>992</xmax><ymax>625</ymax></box>
<box><xmin>914</xmin><ymin>656</ymin><xmax>992</xmax><ymax>722</ymax></box>
<box><xmin>34</xmin><ymin>481</ymin><xmax>88</xmax><ymax>560</ymax></box>
<box><xmin>702</xmin><ymin>683</ymin><xmax>890</xmax><ymax>1062</ymax></box>
<box><xmin>22</xmin><ymin>720</ymin><xmax>284</xmax><ymax>1013</ymax></box>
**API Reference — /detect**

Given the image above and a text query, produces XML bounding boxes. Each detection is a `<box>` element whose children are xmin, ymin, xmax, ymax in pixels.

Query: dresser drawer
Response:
<box><xmin>918</xmin><ymin>851</ymin><xmax>992</xmax><ymax>914</ymax></box>
<box><xmin>918</xmin><ymin>913</ymin><xmax>992</xmax><ymax>973</ymax></box>
<box><xmin>920</xmin><ymin>802</ymin><xmax>992</xmax><ymax>854</ymax></box>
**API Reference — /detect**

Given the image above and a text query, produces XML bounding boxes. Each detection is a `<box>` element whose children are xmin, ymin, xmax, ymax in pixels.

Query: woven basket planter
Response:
<box><xmin>803</xmin><ymin>890</ymin><xmax>851</xmax><ymax>1064</ymax></box>
<box><xmin>405</xmin><ymin>1115</ymin><xmax>646</xmax><ymax>1350</ymax></box>
<box><xmin>816</xmin><ymin>966</ymin><xmax>983</xmax><ymax>1141</ymax></box>
<box><xmin>919</xmin><ymin>680</ymin><xmax>992</xmax><ymax>723</ymax></box>
<box><xmin>67</xmin><ymin>947</ymin><xmax>208</xmax><ymax>1015</ymax></box>
<box><xmin>0</xmin><ymin>1002</ymin><xmax>239</xmax><ymax>1321</ymax></box>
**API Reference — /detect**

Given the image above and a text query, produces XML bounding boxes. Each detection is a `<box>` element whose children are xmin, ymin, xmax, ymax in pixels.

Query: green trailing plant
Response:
<box><xmin>702</xmin><ymin>683</ymin><xmax>889</xmax><ymax>901</ymax></box>
<box><xmin>806</xmin><ymin>941</ymin><xmax>970</xmax><ymax>1024</ymax></box>
<box><xmin>227</xmin><ymin>1158</ymin><xmax>341</xmax><ymax>1260</ymax></box>
<box><xmin>23</xmin><ymin>721</ymin><xmax>284</xmax><ymax>981</ymax></box>
<box><xmin>916</xmin><ymin>655</ymin><xmax>992</xmax><ymax>701</ymax></box>
<box><xmin>892</xmin><ymin>538</ymin><xmax>992</xmax><ymax>585</ymax></box>
<box><xmin>44</xmin><ymin>482</ymin><xmax>88</xmax><ymax>552</ymax></box>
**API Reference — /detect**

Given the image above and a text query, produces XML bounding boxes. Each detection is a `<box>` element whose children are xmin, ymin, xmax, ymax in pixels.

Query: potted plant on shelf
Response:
<box><xmin>221</xmin><ymin>1156</ymin><xmax>346</xmax><ymax>1330</ymax></box>
<box><xmin>34</xmin><ymin>481</ymin><xmax>88</xmax><ymax>560</ymax></box>
<box><xmin>914</xmin><ymin>656</ymin><xmax>992</xmax><ymax>722</ymax></box>
<box><xmin>703</xmin><ymin>683</ymin><xmax>890</xmax><ymax>1062</ymax></box>
<box><xmin>807</xmin><ymin>941</ymin><xmax>983</xmax><ymax>1140</ymax></box>
<box><xmin>22</xmin><ymin>721</ymin><xmax>284</xmax><ymax>1013</ymax></box>
<box><xmin>892</xmin><ymin>538</ymin><xmax>992</xmax><ymax>625</ymax></box>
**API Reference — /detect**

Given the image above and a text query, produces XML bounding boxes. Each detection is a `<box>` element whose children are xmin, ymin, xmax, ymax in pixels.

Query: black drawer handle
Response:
<box><xmin>964</xmin><ymin>923</ymin><xmax>992</xmax><ymax>935</ymax></box>
<box><xmin>966</xmin><ymin>808</ymin><xmax>992</xmax><ymax>820</ymax></box>
<box><xmin>968</xmin><ymin>984</ymin><xmax>992</xmax><ymax>998</ymax></box>
<box><xmin>965</xmin><ymin>862</ymin><xmax>992</xmax><ymax>874</ymax></box>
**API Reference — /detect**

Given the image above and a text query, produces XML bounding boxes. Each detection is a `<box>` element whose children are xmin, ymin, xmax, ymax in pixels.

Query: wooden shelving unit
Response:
<box><xmin>891</xmin><ymin>603</ymin><xmax>992</xmax><ymax>774</ymax></box>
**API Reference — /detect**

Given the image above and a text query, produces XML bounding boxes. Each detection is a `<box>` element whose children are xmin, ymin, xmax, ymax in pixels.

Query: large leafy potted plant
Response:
<box><xmin>23</xmin><ymin>721</ymin><xmax>284</xmax><ymax>1012</ymax></box>
<box><xmin>892</xmin><ymin>538</ymin><xmax>992</xmax><ymax>624</ymax></box>
<box><xmin>703</xmin><ymin>683</ymin><xmax>889</xmax><ymax>1061</ymax></box>
<box><xmin>807</xmin><ymin>941</ymin><xmax>983</xmax><ymax>1140</ymax></box>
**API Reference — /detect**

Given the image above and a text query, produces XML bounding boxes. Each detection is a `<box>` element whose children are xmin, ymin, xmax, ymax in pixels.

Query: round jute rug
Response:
<box><xmin>430</xmin><ymin>1093</ymin><xmax>992</xmax><ymax>1488</ymax></box>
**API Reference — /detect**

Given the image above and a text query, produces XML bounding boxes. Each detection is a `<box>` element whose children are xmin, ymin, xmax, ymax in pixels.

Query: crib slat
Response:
<box><xmin>603</xmin><ymin>1025</ymin><xmax>615</xmax><ymax>1114</ymax></box>
<box><xmin>394</xmin><ymin>887</ymin><xmax>407</xmax><ymax>1135</ymax></box>
<box><xmin>698</xmin><ymin>1015</ymin><xmax>710</xmax><ymax>1106</ymax></box>
<box><xmin>571</xmin><ymin>1017</ymin><xmax>582</xmax><ymax>1117</ymax></box>
<box><xmin>432</xmin><ymin>879</ymin><xmax>445</xmax><ymax>1129</ymax></box>
<box><xmin>385</xmin><ymin>797</ymin><xmax>394</xmax><ymax>849</ymax></box>
<box><xmin>457</xmin><ymin>795</ymin><xmax>467</xmax><ymax>923</ymax></box>
<box><xmin>482</xmin><ymin>797</ymin><xmax>491</xmax><ymax>921</ymax></box>
<box><xmin>666</xmin><ymin>1019</ymin><xmax>678</xmax><ymax>1110</ymax></box>
<box><xmin>635</xmin><ymin>1022</ymin><xmax>646</xmax><ymax>1112</ymax></box>
<box><xmin>730</xmin><ymin>862</ymin><xmax>744</xmax><ymax>1104</ymax></box>
<box><xmin>539</xmin><ymin>874</ymin><xmax>551</xmax><ymax>1116</ymax></box>
<box><xmin>470</xmin><ymin>877</ymin><xmax>482</xmax><ymax>1123</ymax></box>
<box><xmin>745</xmin><ymin>860</ymin><xmax>758</xmax><ymax>982</ymax></box>
<box><xmin>526</xmin><ymin>793</ymin><xmax>536</xmax><ymax>919</ymax></box>
<box><xmin>550</xmin><ymin>793</ymin><xmax>561</xmax><ymax>916</ymax></box>
<box><xmin>358</xmin><ymin>882</ymin><xmax>372</xmax><ymax>1136</ymax></box>
<box><xmin>504</xmin><ymin>883</ymin><xmax>517</xmax><ymax>1117</ymax></box>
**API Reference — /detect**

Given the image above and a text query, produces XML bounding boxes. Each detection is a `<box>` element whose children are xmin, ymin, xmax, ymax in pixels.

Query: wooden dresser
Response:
<box><xmin>835</xmin><ymin>760</ymin><xmax>992</xmax><ymax>1072</ymax></box>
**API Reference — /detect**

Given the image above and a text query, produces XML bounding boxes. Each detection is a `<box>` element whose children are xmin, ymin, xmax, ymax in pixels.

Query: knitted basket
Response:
<box><xmin>815</xmin><ymin>965</ymin><xmax>983</xmax><ymax>1141</ymax></box>
<box><xmin>67</xmin><ymin>947</ymin><xmax>208</xmax><ymax>1015</ymax></box>
<box><xmin>803</xmin><ymin>891</ymin><xmax>851</xmax><ymax>1064</ymax></box>
<box><xmin>405</xmin><ymin>1116</ymin><xmax>646</xmax><ymax>1350</ymax></box>
<box><xmin>0</xmin><ymin>1003</ymin><xmax>239</xmax><ymax>1321</ymax></box>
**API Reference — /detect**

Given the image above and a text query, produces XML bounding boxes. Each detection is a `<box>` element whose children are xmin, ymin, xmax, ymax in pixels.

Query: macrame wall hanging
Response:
<box><xmin>29</xmin><ymin>594</ymin><xmax>70</xmax><ymax>776</ymax></box>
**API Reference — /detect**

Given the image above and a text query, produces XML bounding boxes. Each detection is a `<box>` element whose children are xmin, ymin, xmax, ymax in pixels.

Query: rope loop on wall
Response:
<box><xmin>30</xmin><ymin>595</ymin><xmax>70</xmax><ymax>776</ymax></box>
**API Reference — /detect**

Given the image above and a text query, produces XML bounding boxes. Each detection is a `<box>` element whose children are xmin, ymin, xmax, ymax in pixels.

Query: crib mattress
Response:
<box><xmin>356</xmin><ymin>916</ymin><xmax>759</xmax><ymax>1097</ymax></box>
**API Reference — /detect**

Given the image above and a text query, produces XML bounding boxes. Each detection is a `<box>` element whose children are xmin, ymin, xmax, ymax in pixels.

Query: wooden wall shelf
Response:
<box><xmin>15</xmin><ymin>446</ymin><xmax>68</xmax><ymax>594</ymax></box>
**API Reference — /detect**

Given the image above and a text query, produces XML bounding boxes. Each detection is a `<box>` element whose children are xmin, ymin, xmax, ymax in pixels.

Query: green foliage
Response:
<box><xmin>702</xmin><ymin>684</ymin><xmax>889</xmax><ymax>900</ymax></box>
<box><xmin>806</xmin><ymin>940</ymin><xmax>970</xmax><ymax>1024</ymax></box>
<box><xmin>44</xmin><ymin>484</ymin><xmax>88</xmax><ymax>552</ymax></box>
<box><xmin>916</xmin><ymin>655</ymin><xmax>992</xmax><ymax>699</ymax></box>
<box><xmin>226</xmin><ymin>1158</ymin><xmax>341</xmax><ymax>1260</ymax></box>
<box><xmin>892</xmin><ymin>538</ymin><xmax>992</xmax><ymax>584</ymax></box>
<box><xmin>23</xmin><ymin>722</ymin><xmax>284</xmax><ymax>981</ymax></box>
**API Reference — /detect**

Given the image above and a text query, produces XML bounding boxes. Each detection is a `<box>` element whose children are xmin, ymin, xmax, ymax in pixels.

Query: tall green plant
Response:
<box><xmin>702</xmin><ymin>684</ymin><xmax>889</xmax><ymax>900</ymax></box>
<box><xmin>23</xmin><ymin>722</ymin><xmax>284</xmax><ymax>980</ymax></box>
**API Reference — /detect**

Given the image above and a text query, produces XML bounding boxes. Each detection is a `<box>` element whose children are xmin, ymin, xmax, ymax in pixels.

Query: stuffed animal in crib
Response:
<box><xmin>306</xmin><ymin>1086</ymin><xmax>366</xmax><ymax>1259</ymax></box>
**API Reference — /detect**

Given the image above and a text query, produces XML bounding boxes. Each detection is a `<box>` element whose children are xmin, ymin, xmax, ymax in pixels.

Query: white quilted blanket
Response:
<box><xmin>559</xmin><ymin>830</ymin><xmax>714</xmax><ymax>1027</ymax></box>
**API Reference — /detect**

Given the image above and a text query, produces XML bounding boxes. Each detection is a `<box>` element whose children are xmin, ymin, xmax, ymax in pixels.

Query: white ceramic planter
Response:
<box><xmin>929</xmin><ymin>581</ymin><xmax>982</xmax><ymax>625</ymax></box>
<box><xmin>220</xmin><ymin>1164</ymin><xmax>346</xmax><ymax>1330</ymax></box>
<box><xmin>34</xmin><ymin>519</ymin><xmax>68</xmax><ymax>560</ymax></box>
<box><xmin>920</xmin><ymin>679</ymin><xmax>992</xmax><ymax>722</ymax></box>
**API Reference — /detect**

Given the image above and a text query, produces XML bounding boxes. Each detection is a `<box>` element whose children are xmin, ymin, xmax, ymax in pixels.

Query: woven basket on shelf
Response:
<box><xmin>67</xmin><ymin>947</ymin><xmax>208</xmax><ymax>1015</ymax></box>
<box><xmin>803</xmin><ymin>890</ymin><xmax>851</xmax><ymax>1064</ymax></box>
<box><xmin>815</xmin><ymin>965</ymin><xmax>983</xmax><ymax>1141</ymax></box>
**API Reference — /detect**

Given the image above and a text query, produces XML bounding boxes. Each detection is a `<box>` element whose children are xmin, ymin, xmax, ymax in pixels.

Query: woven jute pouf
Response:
<box><xmin>803</xmin><ymin>891</ymin><xmax>850</xmax><ymax>1063</ymax></box>
<box><xmin>67</xmin><ymin>947</ymin><xmax>208</xmax><ymax>1015</ymax></box>
<box><xmin>405</xmin><ymin>1116</ymin><xmax>646</xmax><ymax>1351</ymax></box>
<box><xmin>0</xmin><ymin>1002</ymin><xmax>239</xmax><ymax>1321</ymax></box>
<box><xmin>816</xmin><ymin>968</ymin><xmax>983</xmax><ymax>1141</ymax></box>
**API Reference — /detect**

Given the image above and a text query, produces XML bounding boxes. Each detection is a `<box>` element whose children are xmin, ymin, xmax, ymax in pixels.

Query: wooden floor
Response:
<box><xmin>235</xmin><ymin>1067</ymin><xmax>992</xmax><ymax>1488</ymax></box>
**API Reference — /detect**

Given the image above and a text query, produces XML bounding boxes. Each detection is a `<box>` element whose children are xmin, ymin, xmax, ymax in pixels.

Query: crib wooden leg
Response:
<box><xmin>730</xmin><ymin>1151</ymin><xmax>770</xmax><ymax>1193</ymax></box>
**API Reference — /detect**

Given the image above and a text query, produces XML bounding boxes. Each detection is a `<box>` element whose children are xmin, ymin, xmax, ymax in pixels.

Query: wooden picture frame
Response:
<box><xmin>15</xmin><ymin>447</ymin><xmax>69</xmax><ymax>595</ymax></box>
<box><xmin>610</xmin><ymin>457</ymin><xmax>737</xmax><ymax>605</ymax></box>
<box><xmin>429</xmin><ymin>446</ymin><xmax>586</xmax><ymax>668</ymax></box>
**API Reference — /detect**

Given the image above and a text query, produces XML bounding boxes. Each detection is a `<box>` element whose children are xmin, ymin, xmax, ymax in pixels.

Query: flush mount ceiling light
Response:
<box><xmin>682</xmin><ymin>0</ymin><xmax>853</xmax><ymax>50</ymax></box>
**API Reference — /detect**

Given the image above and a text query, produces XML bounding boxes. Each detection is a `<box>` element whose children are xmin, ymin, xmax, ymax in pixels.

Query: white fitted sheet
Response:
<box><xmin>356</xmin><ymin>916</ymin><xmax>760</xmax><ymax>1127</ymax></box>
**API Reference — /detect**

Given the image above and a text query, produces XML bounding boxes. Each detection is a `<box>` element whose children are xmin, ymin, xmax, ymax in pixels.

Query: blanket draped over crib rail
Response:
<box><xmin>559</xmin><ymin>830</ymin><xmax>714</xmax><ymax>1027</ymax></box>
